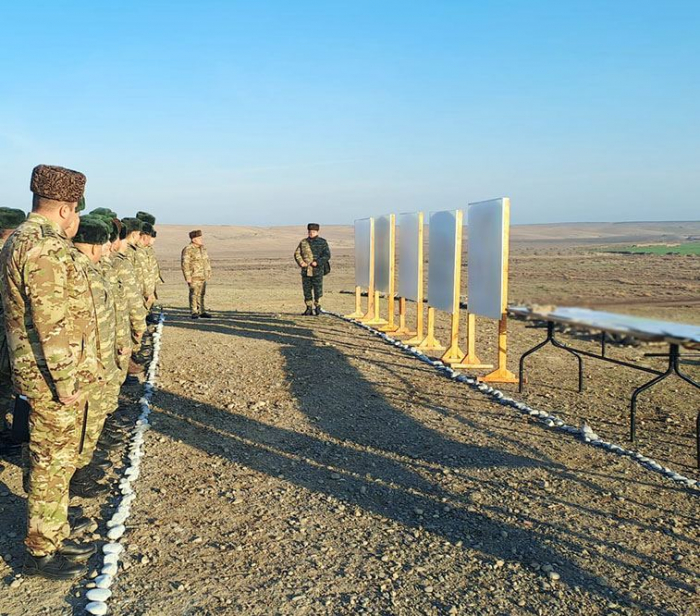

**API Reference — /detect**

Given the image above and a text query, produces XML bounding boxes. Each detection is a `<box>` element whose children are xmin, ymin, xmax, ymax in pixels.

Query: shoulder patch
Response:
<box><xmin>40</xmin><ymin>223</ymin><xmax>58</xmax><ymax>238</ymax></box>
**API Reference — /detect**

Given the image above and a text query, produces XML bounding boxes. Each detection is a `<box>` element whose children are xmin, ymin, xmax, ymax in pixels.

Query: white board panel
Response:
<box><xmin>398</xmin><ymin>212</ymin><xmax>421</xmax><ymax>301</ymax></box>
<box><xmin>374</xmin><ymin>215</ymin><xmax>393</xmax><ymax>294</ymax></box>
<box><xmin>427</xmin><ymin>210</ymin><xmax>460</xmax><ymax>313</ymax></box>
<box><xmin>468</xmin><ymin>199</ymin><xmax>506</xmax><ymax>320</ymax></box>
<box><xmin>354</xmin><ymin>218</ymin><xmax>372</xmax><ymax>287</ymax></box>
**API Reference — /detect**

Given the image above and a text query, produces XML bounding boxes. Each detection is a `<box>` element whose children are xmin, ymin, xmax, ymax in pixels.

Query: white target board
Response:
<box><xmin>398</xmin><ymin>212</ymin><xmax>421</xmax><ymax>301</ymax></box>
<box><xmin>468</xmin><ymin>198</ymin><xmax>507</xmax><ymax>320</ymax></box>
<box><xmin>374</xmin><ymin>215</ymin><xmax>393</xmax><ymax>294</ymax></box>
<box><xmin>354</xmin><ymin>218</ymin><xmax>373</xmax><ymax>287</ymax></box>
<box><xmin>427</xmin><ymin>210</ymin><xmax>461</xmax><ymax>314</ymax></box>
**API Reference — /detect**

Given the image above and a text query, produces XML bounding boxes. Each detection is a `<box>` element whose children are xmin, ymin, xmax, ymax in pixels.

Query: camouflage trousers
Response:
<box><xmin>76</xmin><ymin>380</ymin><xmax>120</xmax><ymax>469</ymax></box>
<box><xmin>302</xmin><ymin>275</ymin><xmax>324</xmax><ymax>307</ymax></box>
<box><xmin>25</xmin><ymin>395</ymin><xmax>84</xmax><ymax>556</ymax></box>
<box><xmin>189</xmin><ymin>280</ymin><xmax>207</xmax><ymax>315</ymax></box>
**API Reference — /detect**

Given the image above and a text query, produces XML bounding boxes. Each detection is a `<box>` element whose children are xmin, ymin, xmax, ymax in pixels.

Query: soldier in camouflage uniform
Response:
<box><xmin>0</xmin><ymin>165</ymin><xmax>96</xmax><ymax>580</ymax></box>
<box><xmin>0</xmin><ymin>207</ymin><xmax>27</xmax><ymax>445</ymax></box>
<box><xmin>122</xmin><ymin>217</ymin><xmax>150</xmax><ymax>383</ymax></box>
<box><xmin>71</xmin><ymin>216</ymin><xmax>125</xmax><ymax>476</ymax></box>
<box><xmin>294</xmin><ymin>223</ymin><xmax>331</xmax><ymax>316</ymax></box>
<box><xmin>181</xmin><ymin>229</ymin><xmax>212</xmax><ymax>319</ymax></box>
<box><xmin>136</xmin><ymin>212</ymin><xmax>159</xmax><ymax>311</ymax></box>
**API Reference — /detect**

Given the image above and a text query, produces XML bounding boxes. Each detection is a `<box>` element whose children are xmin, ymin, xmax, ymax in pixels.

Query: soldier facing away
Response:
<box><xmin>0</xmin><ymin>165</ymin><xmax>97</xmax><ymax>580</ymax></box>
<box><xmin>181</xmin><ymin>229</ymin><xmax>212</xmax><ymax>319</ymax></box>
<box><xmin>294</xmin><ymin>223</ymin><xmax>331</xmax><ymax>316</ymax></box>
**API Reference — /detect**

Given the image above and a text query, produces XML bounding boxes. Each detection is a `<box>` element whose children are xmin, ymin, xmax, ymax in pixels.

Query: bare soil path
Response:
<box><xmin>102</xmin><ymin>307</ymin><xmax>698</xmax><ymax>615</ymax></box>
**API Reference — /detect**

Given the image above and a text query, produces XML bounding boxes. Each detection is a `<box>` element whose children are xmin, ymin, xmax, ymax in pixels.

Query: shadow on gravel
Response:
<box><xmin>158</xmin><ymin>308</ymin><xmax>697</xmax><ymax>614</ymax></box>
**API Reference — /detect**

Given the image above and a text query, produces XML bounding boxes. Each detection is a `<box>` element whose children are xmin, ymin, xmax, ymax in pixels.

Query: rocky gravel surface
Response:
<box><xmin>0</xmin><ymin>250</ymin><xmax>698</xmax><ymax>615</ymax></box>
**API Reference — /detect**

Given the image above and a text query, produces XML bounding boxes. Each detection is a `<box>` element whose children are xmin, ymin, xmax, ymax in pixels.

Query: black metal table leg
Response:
<box><xmin>630</xmin><ymin>366</ymin><xmax>674</xmax><ymax>442</ymax></box>
<box><xmin>519</xmin><ymin>322</ymin><xmax>555</xmax><ymax>393</ymax></box>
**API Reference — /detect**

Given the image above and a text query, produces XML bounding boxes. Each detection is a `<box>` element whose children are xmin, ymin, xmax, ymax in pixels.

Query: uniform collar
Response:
<box><xmin>27</xmin><ymin>212</ymin><xmax>68</xmax><ymax>239</ymax></box>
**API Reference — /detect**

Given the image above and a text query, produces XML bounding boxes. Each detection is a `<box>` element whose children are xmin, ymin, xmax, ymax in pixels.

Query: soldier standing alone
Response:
<box><xmin>181</xmin><ymin>230</ymin><xmax>212</xmax><ymax>319</ymax></box>
<box><xmin>294</xmin><ymin>223</ymin><xmax>331</xmax><ymax>316</ymax></box>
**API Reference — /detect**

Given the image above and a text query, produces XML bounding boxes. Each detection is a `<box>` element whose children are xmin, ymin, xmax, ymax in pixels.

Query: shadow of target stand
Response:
<box><xmin>513</xmin><ymin>306</ymin><xmax>700</xmax><ymax>469</ymax></box>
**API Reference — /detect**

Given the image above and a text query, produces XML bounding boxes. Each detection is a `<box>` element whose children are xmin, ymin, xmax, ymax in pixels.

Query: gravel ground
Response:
<box><xmin>0</xmin><ymin>250</ymin><xmax>698</xmax><ymax>615</ymax></box>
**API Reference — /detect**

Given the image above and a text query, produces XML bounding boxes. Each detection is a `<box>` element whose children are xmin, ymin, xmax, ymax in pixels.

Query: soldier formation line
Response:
<box><xmin>0</xmin><ymin>164</ymin><xmax>331</xmax><ymax>583</ymax></box>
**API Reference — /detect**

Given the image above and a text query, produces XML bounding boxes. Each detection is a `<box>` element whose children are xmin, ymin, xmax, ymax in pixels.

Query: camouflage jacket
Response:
<box><xmin>294</xmin><ymin>237</ymin><xmax>331</xmax><ymax>277</ymax></box>
<box><xmin>73</xmin><ymin>250</ymin><xmax>119</xmax><ymax>379</ymax></box>
<box><xmin>111</xmin><ymin>252</ymin><xmax>148</xmax><ymax>342</ymax></box>
<box><xmin>141</xmin><ymin>245</ymin><xmax>160</xmax><ymax>296</ymax></box>
<box><xmin>101</xmin><ymin>254</ymin><xmax>133</xmax><ymax>363</ymax></box>
<box><xmin>0</xmin><ymin>214</ymin><xmax>98</xmax><ymax>401</ymax></box>
<box><xmin>181</xmin><ymin>243</ymin><xmax>212</xmax><ymax>281</ymax></box>
<box><xmin>125</xmin><ymin>241</ymin><xmax>150</xmax><ymax>299</ymax></box>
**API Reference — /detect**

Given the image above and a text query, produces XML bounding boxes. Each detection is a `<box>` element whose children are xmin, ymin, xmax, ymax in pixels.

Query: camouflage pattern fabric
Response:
<box><xmin>294</xmin><ymin>236</ymin><xmax>330</xmax><ymax>278</ymax></box>
<box><xmin>73</xmin><ymin>250</ymin><xmax>120</xmax><ymax>468</ymax></box>
<box><xmin>125</xmin><ymin>241</ymin><xmax>150</xmax><ymax>302</ymax></box>
<box><xmin>0</xmin><ymin>213</ymin><xmax>98</xmax><ymax>556</ymax></box>
<box><xmin>302</xmin><ymin>275</ymin><xmax>324</xmax><ymax>308</ymax></box>
<box><xmin>142</xmin><ymin>245</ymin><xmax>161</xmax><ymax>304</ymax></box>
<box><xmin>26</xmin><ymin>397</ymin><xmax>84</xmax><ymax>555</ymax></box>
<box><xmin>0</xmin><ymin>237</ymin><xmax>13</xmax><ymax>430</ymax></box>
<box><xmin>110</xmin><ymin>252</ymin><xmax>147</xmax><ymax>377</ymax></box>
<box><xmin>181</xmin><ymin>243</ymin><xmax>212</xmax><ymax>282</ymax></box>
<box><xmin>189</xmin><ymin>281</ymin><xmax>207</xmax><ymax>315</ymax></box>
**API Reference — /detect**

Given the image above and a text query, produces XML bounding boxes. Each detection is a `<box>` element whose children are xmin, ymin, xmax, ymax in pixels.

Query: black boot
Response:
<box><xmin>58</xmin><ymin>539</ymin><xmax>96</xmax><ymax>561</ymax></box>
<box><xmin>200</xmin><ymin>312</ymin><xmax>212</xmax><ymax>318</ymax></box>
<box><xmin>191</xmin><ymin>313</ymin><xmax>200</xmax><ymax>319</ymax></box>
<box><xmin>73</xmin><ymin>465</ymin><xmax>105</xmax><ymax>483</ymax></box>
<box><xmin>23</xmin><ymin>552</ymin><xmax>87</xmax><ymax>580</ymax></box>
<box><xmin>314</xmin><ymin>306</ymin><xmax>322</xmax><ymax>316</ymax></box>
<box><xmin>70</xmin><ymin>516</ymin><xmax>93</xmax><ymax>535</ymax></box>
<box><xmin>302</xmin><ymin>307</ymin><xmax>313</xmax><ymax>316</ymax></box>
<box><xmin>69</xmin><ymin>473</ymin><xmax>109</xmax><ymax>499</ymax></box>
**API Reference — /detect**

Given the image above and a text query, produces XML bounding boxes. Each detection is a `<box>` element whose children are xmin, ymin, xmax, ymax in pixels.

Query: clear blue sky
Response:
<box><xmin>1</xmin><ymin>1</ymin><xmax>698</xmax><ymax>225</ymax></box>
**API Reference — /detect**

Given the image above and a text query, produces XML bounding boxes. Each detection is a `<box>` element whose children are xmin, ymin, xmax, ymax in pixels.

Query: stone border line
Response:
<box><xmin>326</xmin><ymin>311</ymin><xmax>700</xmax><ymax>494</ymax></box>
<box><xmin>84</xmin><ymin>313</ymin><xmax>165</xmax><ymax>616</ymax></box>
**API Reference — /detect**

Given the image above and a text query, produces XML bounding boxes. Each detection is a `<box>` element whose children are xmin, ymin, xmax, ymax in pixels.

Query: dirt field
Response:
<box><xmin>0</xmin><ymin>223</ymin><xmax>698</xmax><ymax>615</ymax></box>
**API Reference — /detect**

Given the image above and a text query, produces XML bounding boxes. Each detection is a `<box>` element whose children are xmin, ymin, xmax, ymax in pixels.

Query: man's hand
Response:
<box><xmin>299</xmin><ymin>262</ymin><xmax>307</xmax><ymax>268</ymax></box>
<box><xmin>311</xmin><ymin>261</ymin><xmax>318</xmax><ymax>267</ymax></box>
<box><xmin>186</xmin><ymin>279</ymin><xmax>192</xmax><ymax>286</ymax></box>
<box><xmin>59</xmin><ymin>391</ymin><xmax>81</xmax><ymax>406</ymax></box>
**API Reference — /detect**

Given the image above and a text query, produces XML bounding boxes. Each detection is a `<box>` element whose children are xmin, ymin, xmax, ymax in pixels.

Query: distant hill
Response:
<box><xmin>153</xmin><ymin>221</ymin><xmax>700</xmax><ymax>261</ymax></box>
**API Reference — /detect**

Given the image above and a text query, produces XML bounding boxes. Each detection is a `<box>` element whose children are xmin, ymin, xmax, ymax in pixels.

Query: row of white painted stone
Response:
<box><xmin>327</xmin><ymin>310</ymin><xmax>700</xmax><ymax>493</ymax></box>
<box><xmin>85</xmin><ymin>315</ymin><xmax>165</xmax><ymax>616</ymax></box>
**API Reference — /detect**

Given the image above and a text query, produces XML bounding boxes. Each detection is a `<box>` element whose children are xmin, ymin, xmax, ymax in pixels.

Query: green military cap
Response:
<box><xmin>121</xmin><ymin>217</ymin><xmax>144</xmax><ymax>234</ymax></box>
<box><xmin>77</xmin><ymin>196</ymin><xmax>86</xmax><ymax>212</ymax></box>
<box><xmin>74</xmin><ymin>215</ymin><xmax>111</xmax><ymax>245</ymax></box>
<box><xmin>30</xmin><ymin>164</ymin><xmax>87</xmax><ymax>202</ymax></box>
<box><xmin>136</xmin><ymin>211</ymin><xmax>156</xmax><ymax>225</ymax></box>
<box><xmin>307</xmin><ymin>223</ymin><xmax>320</xmax><ymax>231</ymax></box>
<box><xmin>107</xmin><ymin>218</ymin><xmax>121</xmax><ymax>243</ymax></box>
<box><xmin>90</xmin><ymin>207</ymin><xmax>118</xmax><ymax>220</ymax></box>
<box><xmin>0</xmin><ymin>207</ymin><xmax>27</xmax><ymax>230</ymax></box>
<box><xmin>141</xmin><ymin>222</ymin><xmax>155</xmax><ymax>236</ymax></box>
